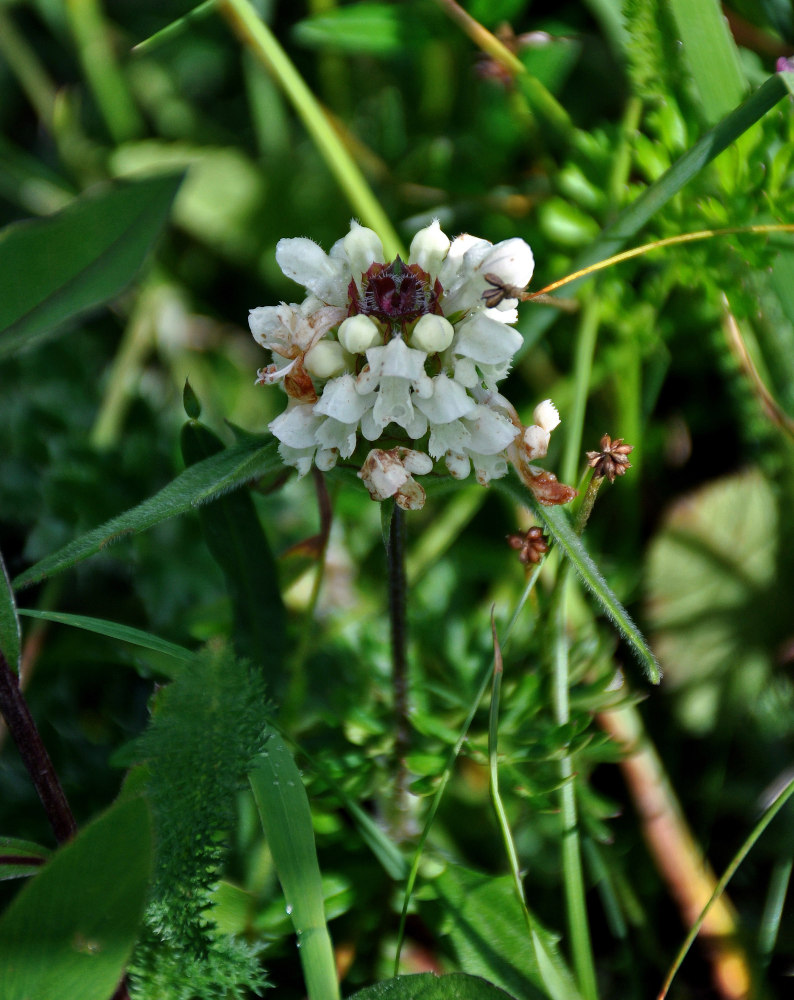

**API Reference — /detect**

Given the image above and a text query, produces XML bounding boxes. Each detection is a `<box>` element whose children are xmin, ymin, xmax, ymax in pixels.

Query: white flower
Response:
<box><xmin>251</xmin><ymin>219</ymin><xmax>573</xmax><ymax>509</ymax></box>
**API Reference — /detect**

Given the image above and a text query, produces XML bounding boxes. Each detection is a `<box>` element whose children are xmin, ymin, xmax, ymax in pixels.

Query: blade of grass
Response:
<box><xmin>249</xmin><ymin>730</ymin><xmax>340</xmax><ymax>1000</ymax></box>
<box><xmin>217</xmin><ymin>0</ymin><xmax>403</xmax><ymax>258</ymax></box>
<box><xmin>668</xmin><ymin>0</ymin><xmax>746</xmax><ymax>124</ymax></box>
<box><xmin>16</xmin><ymin>609</ymin><xmax>193</xmax><ymax>674</ymax></box>
<box><xmin>0</xmin><ymin>549</ymin><xmax>21</xmax><ymax>675</ymax></box>
<box><xmin>488</xmin><ymin>616</ymin><xmax>584</xmax><ymax>1000</ymax></box>
<box><xmin>657</xmin><ymin>773</ymin><xmax>794</xmax><ymax>1000</ymax></box>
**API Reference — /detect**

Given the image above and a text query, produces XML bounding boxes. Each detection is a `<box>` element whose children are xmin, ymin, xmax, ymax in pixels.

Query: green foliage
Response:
<box><xmin>129</xmin><ymin>644</ymin><xmax>270</xmax><ymax>998</ymax></box>
<box><xmin>0</xmin><ymin>797</ymin><xmax>152</xmax><ymax>1000</ymax></box>
<box><xmin>2</xmin><ymin>1</ymin><xmax>794</xmax><ymax>998</ymax></box>
<box><xmin>0</xmin><ymin>175</ymin><xmax>182</xmax><ymax>358</ymax></box>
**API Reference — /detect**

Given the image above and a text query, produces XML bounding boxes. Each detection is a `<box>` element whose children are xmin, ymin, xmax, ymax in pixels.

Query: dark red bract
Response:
<box><xmin>348</xmin><ymin>257</ymin><xmax>443</xmax><ymax>331</ymax></box>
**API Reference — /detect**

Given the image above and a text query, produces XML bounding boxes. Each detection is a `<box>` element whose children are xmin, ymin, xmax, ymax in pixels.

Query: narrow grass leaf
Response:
<box><xmin>13</xmin><ymin>437</ymin><xmax>279</xmax><ymax>589</ymax></box>
<box><xmin>181</xmin><ymin>419</ymin><xmax>286</xmax><ymax>688</ymax></box>
<box><xmin>0</xmin><ymin>796</ymin><xmax>152</xmax><ymax>1000</ymax></box>
<box><xmin>293</xmin><ymin>3</ymin><xmax>429</xmax><ymax>55</ymax></box>
<box><xmin>0</xmin><ymin>174</ymin><xmax>183</xmax><ymax>358</ymax></box>
<box><xmin>16</xmin><ymin>609</ymin><xmax>193</xmax><ymax>674</ymax></box>
<box><xmin>494</xmin><ymin>474</ymin><xmax>661</xmax><ymax>683</ymax></box>
<box><xmin>249</xmin><ymin>730</ymin><xmax>340</xmax><ymax>1000</ymax></box>
<box><xmin>347</xmin><ymin>972</ymin><xmax>518</xmax><ymax>999</ymax></box>
<box><xmin>668</xmin><ymin>0</ymin><xmax>746</xmax><ymax>123</ymax></box>
<box><xmin>0</xmin><ymin>548</ymin><xmax>21</xmax><ymax>673</ymax></box>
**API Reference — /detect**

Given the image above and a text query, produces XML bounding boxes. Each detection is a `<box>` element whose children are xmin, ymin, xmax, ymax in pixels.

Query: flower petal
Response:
<box><xmin>276</xmin><ymin>237</ymin><xmax>350</xmax><ymax>306</ymax></box>
<box><xmin>454</xmin><ymin>311</ymin><xmax>523</xmax><ymax>365</ymax></box>
<box><xmin>415</xmin><ymin>374</ymin><xmax>476</xmax><ymax>423</ymax></box>
<box><xmin>464</xmin><ymin>404</ymin><xmax>519</xmax><ymax>454</ymax></box>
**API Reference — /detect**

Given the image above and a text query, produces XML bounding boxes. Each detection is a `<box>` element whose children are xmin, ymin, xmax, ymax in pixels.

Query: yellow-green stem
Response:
<box><xmin>218</xmin><ymin>0</ymin><xmax>403</xmax><ymax>259</ymax></box>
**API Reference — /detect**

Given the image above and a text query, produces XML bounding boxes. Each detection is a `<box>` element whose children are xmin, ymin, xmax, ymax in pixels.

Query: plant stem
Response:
<box><xmin>552</xmin><ymin>578</ymin><xmax>599</xmax><ymax>1000</ymax></box>
<box><xmin>387</xmin><ymin>504</ymin><xmax>410</xmax><ymax>821</ymax></box>
<box><xmin>0</xmin><ymin>649</ymin><xmax>77</xmax><ymax>844</ymax></box>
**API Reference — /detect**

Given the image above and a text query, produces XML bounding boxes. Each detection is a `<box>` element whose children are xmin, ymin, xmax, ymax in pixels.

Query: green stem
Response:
<box><xmin>65</xmin><ymin>0</ymin><xmax>144</xmax><ymax>143</ymax></box>
<box><xmin>218</xmin><ymin>0</ymin><xmax>404</xmax><ymax>258</ymax></box>
<box><xmin>552</xmin><ymin>578</ymin><xmax>598</xmax><ymax>1000</ymax></box>
<box><xmin>562</xmin><ymin>293</ymin><xmax>602</xmax><ymax>487</ymax></box>
<box><xmin>0</xmin><ymin>9</ymin><xmax>57</xmax><ymax>128</ymax></box>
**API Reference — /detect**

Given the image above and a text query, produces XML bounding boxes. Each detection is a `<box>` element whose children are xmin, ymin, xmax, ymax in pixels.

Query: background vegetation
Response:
<box><xmin>1</xmin><ymin>1</ymin><xmax>794</xmax><ymax>998</ymax></box>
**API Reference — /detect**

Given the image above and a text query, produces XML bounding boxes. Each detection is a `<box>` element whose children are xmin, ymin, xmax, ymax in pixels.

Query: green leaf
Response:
<box><xmin>13</xmin><ymin>436</ymin><xmax>280</xmax><ymax>589</ymax></box>
<box><xmin>181</xmin><ymin>420</ymin><xmax>286</xmax><ymax>687</ymax></box>
<box><xmin>0</xmin><ymin>796</ymin><xmax>152</xmax><ymax>1000</ymax></box>
<box><xmin>16</xmin><ymin>609</ymin><xmax>193</xmax><ymax>676</ymax></box>
<box><xmin>0</xmin><ymin>547</ymin><xmax>21</xmax><ymax>674</ymax></box>
<box><xmin>432</xmin><ymin>865</ymin><xmax>577</xmax><ymax>1000</ymax></box>
<box><xmin>347</xmin><ymin>972</ymin><xmax>517</xmax><ymax>999</ymax></box>
<box><xmin>494</xmin><ymin>474</ymin><xmax>661</xmax><ymax>684</ymax></box>
<box><xmin>668</xmin><ymin>0</ymin><xmax>747</xmax><ymax>124</ymax></box>
<box><xmin>249</xmin><ymin>731</ymin><xmax>340</xmax><ymax>1000</ymax></box>
<box><xmin>293</xmin><ymin>3</ymin><xmax>429</xmax><ymax>56</ymax></box>
<box><xmin>0</xmin><ymin>174</ymin><xmax>183</xmax><ymax>358</ymax></box>
<box><xmin>0</xmin><ymin>837</ymin><xmax>51</xmax><ymax>881</ymax></box>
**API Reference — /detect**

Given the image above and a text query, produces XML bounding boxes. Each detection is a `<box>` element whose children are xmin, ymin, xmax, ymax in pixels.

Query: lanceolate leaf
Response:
<box><xmin>0</xmin><ymin>796</ymin><xmax>152</xmax><ymax>1000</ymax></box>
<box><xmin>13</xmin><ymin>437</ymin><xmax>280</xmax><ymax>590</ymax></box>
<box><xmin>0</xmin><ymin>174</ymin><xmax>183</xmax><ymax>358</ymax></box>
<box><xmin>0</xmin><ymin>547</ymin><xmax>21</xmax><ymax>674</ymax></box>
<box><xmin>181</xmin><ymin>419</ymin><xmax>286</xmax><ymax>686</ymax></box>
<box><xmin>495</xmin><ymin>474</ymin><xmax>661</xmax><ymax>684</ymax></box>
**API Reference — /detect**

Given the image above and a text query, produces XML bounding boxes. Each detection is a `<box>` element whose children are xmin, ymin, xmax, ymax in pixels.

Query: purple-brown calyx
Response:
<box><xmin>349</xmin><ymin>258</ymin><xmax>443</xmax><ymax>334</ymax></box>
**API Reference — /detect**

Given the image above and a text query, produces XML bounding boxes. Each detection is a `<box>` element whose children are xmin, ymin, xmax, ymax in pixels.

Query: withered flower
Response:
<box><xmin>506</xmin><ymin>526</ymin><xmax>549</xmax><ymax>565</ymax></box>
<box><xmin>586</xmin><ymin>434</ymin><xmax>634</xmax><ymax>483</ymax></box>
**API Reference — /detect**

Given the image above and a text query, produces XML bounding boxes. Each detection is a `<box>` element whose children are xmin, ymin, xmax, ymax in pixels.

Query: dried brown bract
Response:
<box><xmin>506</xmin><ymin>526</ymin><xmax>549</xmax><ymax>564</ymax></box>
<box><xmin>586</xmin><ymin>434</ymin><xmax>634</xmax><ymax>483</ymax></box>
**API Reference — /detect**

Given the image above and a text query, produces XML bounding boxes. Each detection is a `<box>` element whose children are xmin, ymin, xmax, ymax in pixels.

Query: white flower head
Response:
<box><xmin>251</xmin><ymin>221</ymin><xmax>574</xmax><ymax>509</ymax></box>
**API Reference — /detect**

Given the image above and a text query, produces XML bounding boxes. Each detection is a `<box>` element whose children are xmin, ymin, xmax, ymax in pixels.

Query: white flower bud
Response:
<box><xmin>409</xmin><ymin>220</ymin><xmax>450</xmax><ymax>278</ymax></box>
<box><xmin>338</xmin><ymin>315</ymin><xmax>380</xmax><ymax>354</ymax></box>
<box><xmin>532</xmin><ymin>399</ymin><xmax>560</xmax><ymax>432</ymax></box>
<box><xmin>411</xmin><ymin>314</ymin><xmax>454</xmax><ymax>353</ymax></box>
<box><xmin>344</xmin><ymin>221</ymin><xmax>384</xmax><ymax>288</ymax></box>
<box><xmin>524</xmin><ymin>425</ymin><xmax>551</xmax><ymax>459</ymax></box>
<box><xmin>304</xmin><ymin>340</ymin><xmax>348</xmax><ymax>378</ymax></box>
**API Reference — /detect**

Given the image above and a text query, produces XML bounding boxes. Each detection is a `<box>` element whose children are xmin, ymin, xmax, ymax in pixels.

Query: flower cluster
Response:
<box><xmin>250</xmin><ymin>220</ymin><xmax>574</xmax><ymax>510</ymax></box>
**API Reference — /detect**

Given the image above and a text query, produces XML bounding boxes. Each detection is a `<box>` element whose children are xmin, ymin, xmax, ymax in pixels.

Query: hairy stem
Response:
<box><xmin>0</xmin><ymin>649</ymin><xmax>76</xmax><ymax>844</ymax></box>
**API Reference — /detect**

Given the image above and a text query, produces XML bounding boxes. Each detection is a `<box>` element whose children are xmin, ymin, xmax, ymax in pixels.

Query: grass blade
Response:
<box><xmin>0</xmin><ymin>547</ymin><xmax>21</xmax><ymax>674</ymax></box>
<box><xmin>249</xmin><ymin>730</ymin><xmax>340</xmax><ymax>1000</ymax></box>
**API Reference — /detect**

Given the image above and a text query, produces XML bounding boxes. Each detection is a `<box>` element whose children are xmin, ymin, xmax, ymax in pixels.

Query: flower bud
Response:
<box><xmin>411</xmin><ymin>314</ymin><xmax>454</xmax><ymax>353</ymax></box>
<box><xmin>304</xmin><ymin>340</ymin><xmax>348</xmax><ymax>378</ymax></box>
<box><xmin>532</xmin><ymin>399</ymin><xmax>560</xmax><ymax>432</ymax></box>
<box><xmin>344</xmin><ymin>221</ymin><xmax>385</xmax><ymax>289</ymax></box>
<box><xmin>409</xmin><ymin>220</ymin><xmax>450</xmax><ymax>278</ymax></box>
<box><xmin>338</xmin><ymin>315</ymin><xmax>380</xmax><ymax>354</ymax></box>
